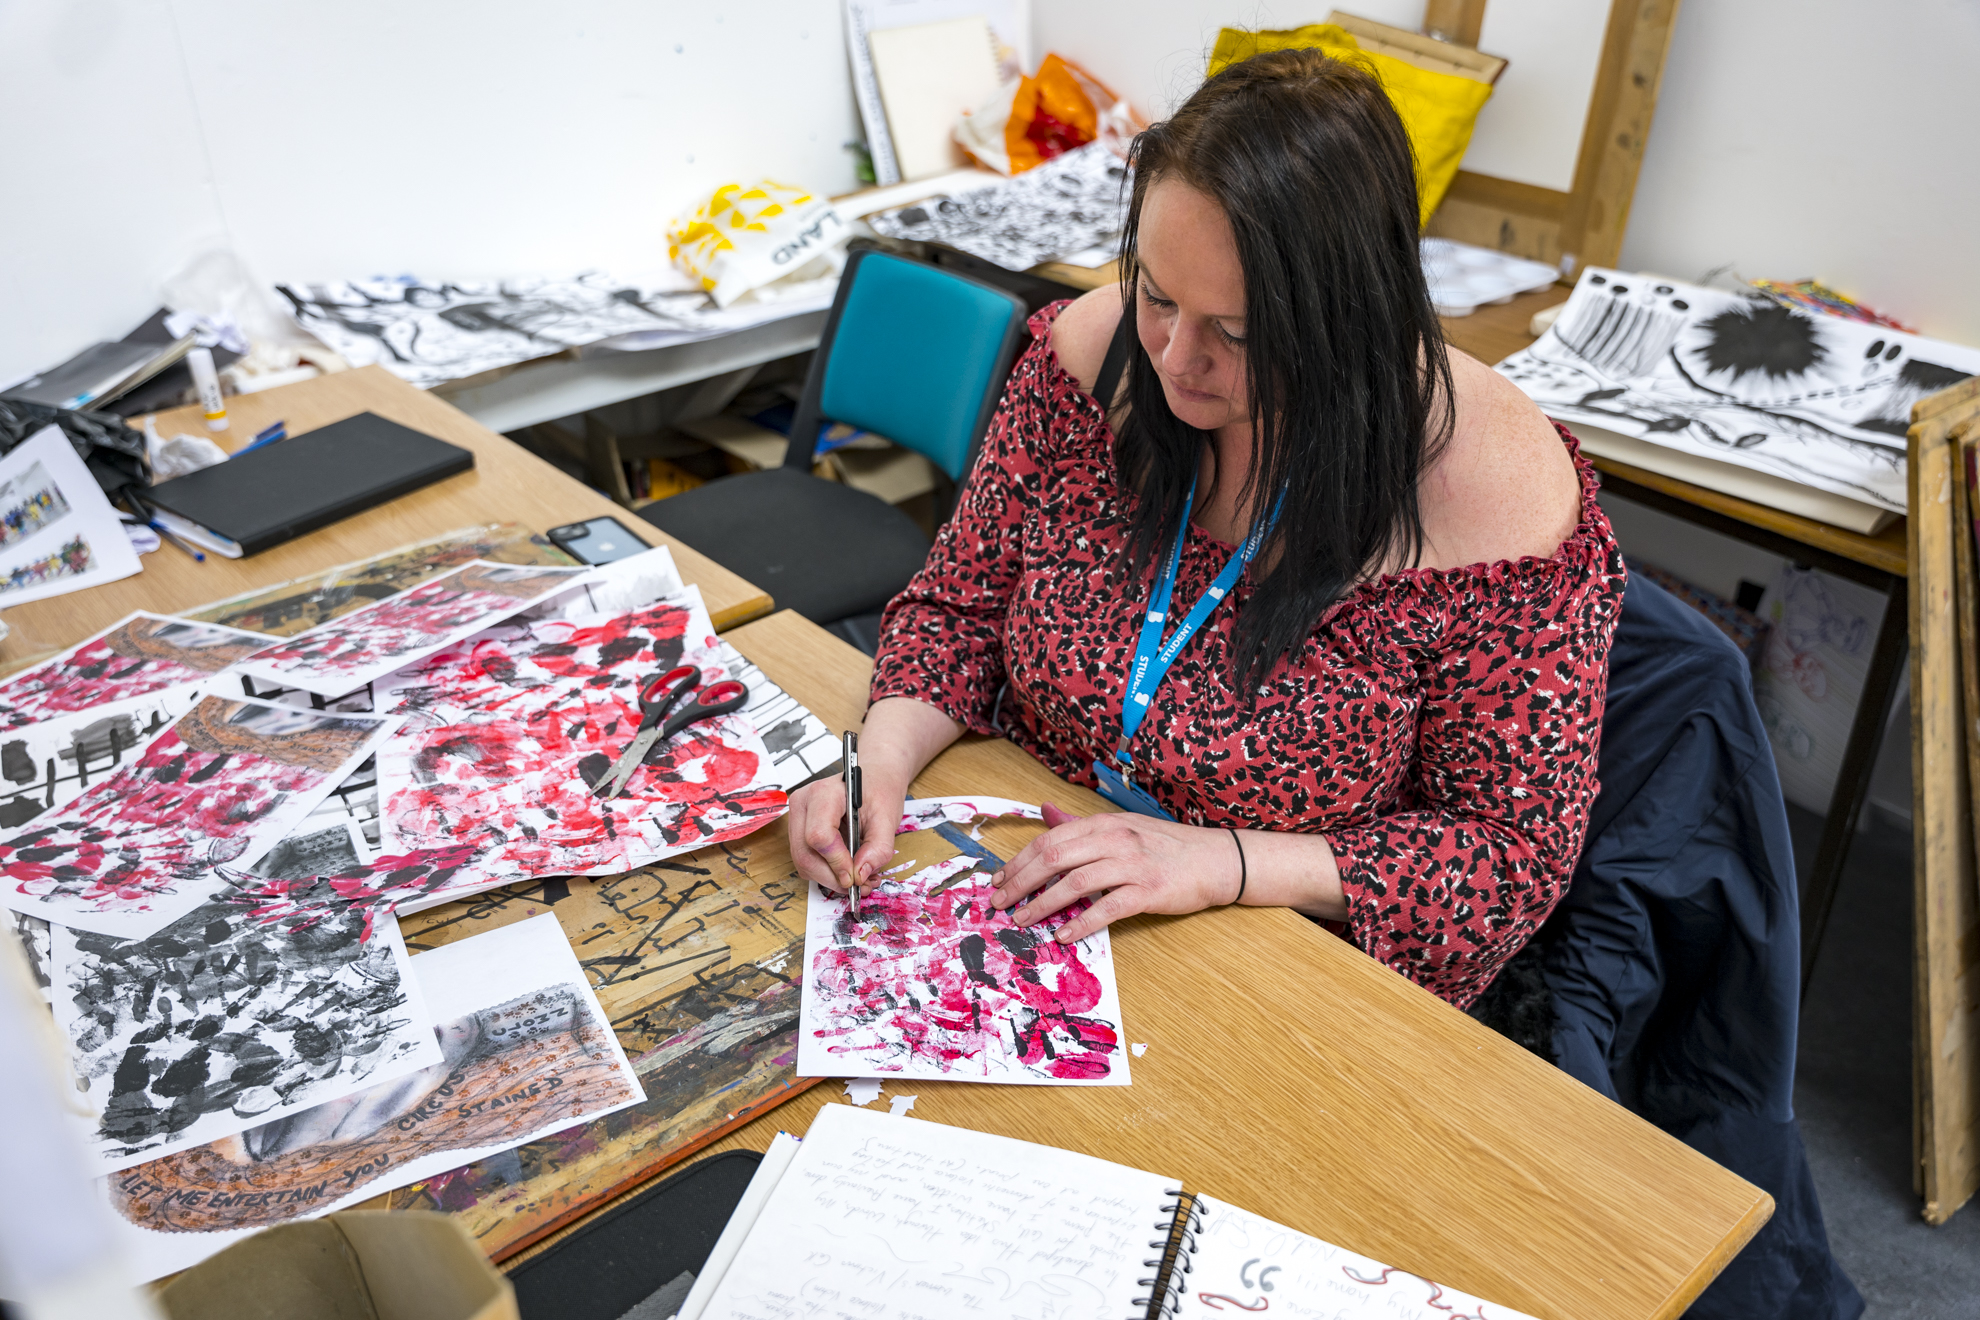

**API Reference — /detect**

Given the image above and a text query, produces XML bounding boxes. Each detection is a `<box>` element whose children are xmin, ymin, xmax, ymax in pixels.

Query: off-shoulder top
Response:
<box><xmin>871</xmin><ymin>302</ymin><xmax>1628</xmax><ymax>1008</ymax></box>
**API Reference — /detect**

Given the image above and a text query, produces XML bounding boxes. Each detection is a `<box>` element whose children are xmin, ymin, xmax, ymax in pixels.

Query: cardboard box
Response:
<box><xmin>157</xmin><ymin>1212</ymin><xmax>516</xmax><ymax>1320</ymax></box>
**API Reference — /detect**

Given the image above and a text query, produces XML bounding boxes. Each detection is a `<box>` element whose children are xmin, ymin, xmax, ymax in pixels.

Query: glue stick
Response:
<box><xmin>187</xmin><ymin>347</ymin><xmax>228</xmax><ymax>431</ymax></box>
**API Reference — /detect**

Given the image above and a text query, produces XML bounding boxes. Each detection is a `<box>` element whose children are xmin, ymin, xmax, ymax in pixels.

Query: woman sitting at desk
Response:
<box><xmin>789</xmin><ymin>49</ymin><xmax>1626</xmax><ymax>1009</ymax></box>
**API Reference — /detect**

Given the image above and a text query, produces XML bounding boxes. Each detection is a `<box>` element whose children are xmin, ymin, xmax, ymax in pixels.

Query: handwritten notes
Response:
<box><xmin>1176</xmin><ymin>1195</ymin><xmax>1541</xmax><ymax>1320</ymax></box>
<box><xmin>700</xmin><ymin>1104</ymin><xmax>1172</xmax><ymax>1320</ymax></box>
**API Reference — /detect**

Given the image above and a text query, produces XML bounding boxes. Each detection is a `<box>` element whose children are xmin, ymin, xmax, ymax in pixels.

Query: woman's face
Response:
<box><xmin>1134</xmin><ymin>177</ymin><xmax>1250</xmax><ymax>434</ymax></box>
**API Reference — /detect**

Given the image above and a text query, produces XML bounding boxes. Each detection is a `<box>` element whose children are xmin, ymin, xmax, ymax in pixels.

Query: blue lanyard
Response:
<box><xmin>1115</xmin><ymin>476</ymin><xmax>1281</xmax><ymax>766</ymax></box>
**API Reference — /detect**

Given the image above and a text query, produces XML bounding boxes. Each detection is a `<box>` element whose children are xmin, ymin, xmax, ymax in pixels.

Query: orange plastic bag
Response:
<box><xmin>955</xmin><ymin>55</ymin><xmax>1142</xmax><ymax>176</ymax></box>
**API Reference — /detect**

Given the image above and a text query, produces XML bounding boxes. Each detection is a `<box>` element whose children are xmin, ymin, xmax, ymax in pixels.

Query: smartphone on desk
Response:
<box><xmin>547</xmin><ymin>516</ymin><xmax>649</xmax><ymax>565</ymax></box>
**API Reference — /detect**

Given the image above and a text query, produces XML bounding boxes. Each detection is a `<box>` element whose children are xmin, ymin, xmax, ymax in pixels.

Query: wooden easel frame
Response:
<box><xmin>1421</xmin><ymin>0</ymin><xmax>1687</xmax><ymax>276</ymax></box>
<box><xmin>1910</xmin><ymin>379</ymin><xmax>1980</xmax><ymax>1223</ymax></box>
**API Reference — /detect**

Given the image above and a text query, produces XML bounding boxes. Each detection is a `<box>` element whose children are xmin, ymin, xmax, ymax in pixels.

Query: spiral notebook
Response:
<box><xmin>681</xmin><ymin>1104</ymin><xmax>1538</xmax><ymax>1320</ymax></box>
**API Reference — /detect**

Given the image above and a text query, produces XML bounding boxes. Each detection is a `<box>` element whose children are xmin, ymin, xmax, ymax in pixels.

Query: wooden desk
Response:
<box><xmin>0</xmin><ymin>366</ymin><xmax>774</xmax><ymax>669</ymax></box>
<box><xmin>682</xmin><ymin>609</ymin><xmax>1771</xmax><ymax>1320</ymax></box>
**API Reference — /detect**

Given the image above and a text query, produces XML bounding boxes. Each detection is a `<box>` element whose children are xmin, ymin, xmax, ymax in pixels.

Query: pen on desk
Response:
<box><xmin>126</xmin><ymin>491</ymin><xmax>205</xmax><ymax>564</ymax></box>
<box><xmin>842</xmin><ymin>732</ymin><xmax>862</xmax><ymax>916</ymax></box>
<box><xmin>236</xmin><ymin>420</ymin><xmax>287</xmax><ymax>454</ymax></box>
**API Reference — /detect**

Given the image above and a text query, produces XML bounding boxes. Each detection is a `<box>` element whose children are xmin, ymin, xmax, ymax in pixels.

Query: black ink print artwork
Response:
<box><xmin>1496</xmin><ymin>268</ymin><xmax>1980</xmax><ymax>512</ymax></box>
<box><xmin>49</xmin><ymin>852</ymin><xmax>486</xmax><ymax>1172</ymax></box>
<box><xmin>277</xmin><ymin>274</ymin><xmax>687</xmax><ymax>390</ymax></box>
<box><xmin>105</xmin><ymin>913</ymin><xmax>644</xmax><ymax>1282</ymax></box>
<box><xmin>867</xmin><ymin>142</ymin><xmax>1131</xmax><ymax>271</ymax></box>
<box><xmin>0</xmin><ymin>689</ymin><xmax>196</xmax><ymax>831</ymax></box>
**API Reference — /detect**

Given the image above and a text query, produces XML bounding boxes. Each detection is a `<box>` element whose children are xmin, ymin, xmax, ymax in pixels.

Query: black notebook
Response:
<box><xmin>143</xmin><ymin>411</ymin><xmax>474</xmax><ymax>556</ymax></box>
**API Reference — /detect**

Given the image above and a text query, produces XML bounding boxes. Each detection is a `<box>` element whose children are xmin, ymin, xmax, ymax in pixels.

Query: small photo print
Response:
<box><xmin>0</xmin><ymin>535</ymin><xmax>92</xmax><ymax>597</ymax></box>
<box><xmin>0</xmin><ymin>462</ymin><xmax>72</xmax><ymax>549</ymax></box>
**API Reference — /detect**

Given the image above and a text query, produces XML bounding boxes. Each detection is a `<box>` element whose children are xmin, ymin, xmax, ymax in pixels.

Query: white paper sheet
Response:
<box><xmin>0</xmin><ymin>695</ymin><xmax>402</xmax><ymax>940</ymax></box>
<box><xmin>699</xmin><ymin>1104</ymin><xmax>1171</xmax><ymax>1320</ymax></box>
<box><xmin>0</xmin><ymin>611</ymin><xmax>272</xmax><ymax>730</ymax></box>
<box><xmin>1175</xmin><ymin>1195</ymin><xmax>1540</xmax><ymax>1319</ymax></box>
<box><xmin>1497</xmin><ymin>268</ymin><xmax>1980</xmax><ymax>513</ymax></box>
<box><xmin>797</xmin><ymin>799</ymin><xmax>1129</xmax><ymax>1086</ymax></box>
<box><xmin>0</xmin><ymin>425</ymin><xmax>143</xmax><ymax>606</ymax></box>
<box><xmin>102</xmin><ymin>913</ymin><xmax>645</xmax><ymax>1282</ymax></box>
<box><xmin>51</xmin><ymin>878</ymin><xmax>441</xmax><ymax>1174</ymax></box>
<box><xmin>231</xmin><ymin>560</ymin><xmax>592</xmax><ymax>696</ymax></box>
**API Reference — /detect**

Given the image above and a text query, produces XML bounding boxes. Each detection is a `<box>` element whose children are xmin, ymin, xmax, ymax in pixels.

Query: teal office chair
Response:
<box><xmin>642</xmin><ymin>249</ymin><xmax>1027</xmax><ymax>649</ymax></box>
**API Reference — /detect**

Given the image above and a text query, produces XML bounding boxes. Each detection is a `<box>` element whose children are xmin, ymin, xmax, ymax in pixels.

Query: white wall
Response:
<box><xmin>1034</xmin><ymin>0</ymin><xmax>1980</xmax><ymax>345</ymax></box>
<box><xmin>1619</xmin><ymin>0</ymin><xmax>1980</xmax><ymax>345</ymax></box>
<box><xmin>0</xmin><ymin>0</ymin><xmax>865</xmax><ymax>385</ymax></box>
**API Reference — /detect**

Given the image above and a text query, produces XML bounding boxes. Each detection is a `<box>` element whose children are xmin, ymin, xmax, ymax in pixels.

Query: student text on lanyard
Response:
<box><xmin>1092</xmin><ymin>475</ymin><xmax>1283</xmax><ymax>821</ymax></box>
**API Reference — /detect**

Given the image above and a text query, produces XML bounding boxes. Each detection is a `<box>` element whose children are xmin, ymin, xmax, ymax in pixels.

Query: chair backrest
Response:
<box><xmin>784</xmin><ymin>249</ymin><xmax>1028</xmax><ymax>481</ymax></box>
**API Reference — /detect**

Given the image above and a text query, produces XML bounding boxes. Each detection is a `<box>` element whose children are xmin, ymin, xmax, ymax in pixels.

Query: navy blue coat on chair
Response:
<box><xmin>1523</xmin><ymin>572</ymin><xmax>1863</xmax><ymax>1318</ymax></box>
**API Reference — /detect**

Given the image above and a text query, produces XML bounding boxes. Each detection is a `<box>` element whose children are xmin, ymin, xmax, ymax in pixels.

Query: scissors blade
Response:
<box><xmin>592</xmin><ymin>726</ymin><xmax>665</xmax><ymax>799</ymax></box>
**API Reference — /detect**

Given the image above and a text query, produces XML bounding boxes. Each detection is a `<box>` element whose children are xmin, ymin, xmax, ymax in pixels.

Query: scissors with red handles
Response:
<box><xmin>589</xmin><ymin>666</ymin><xmax>749</xmax><ymax>800</ymax></box>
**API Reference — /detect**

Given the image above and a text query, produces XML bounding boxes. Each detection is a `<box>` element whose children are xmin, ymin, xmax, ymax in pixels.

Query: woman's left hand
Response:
<box><xmin>990</xmin><ymin>802</ymin><xmax>1243</xmax><ymax>943</ymax></box>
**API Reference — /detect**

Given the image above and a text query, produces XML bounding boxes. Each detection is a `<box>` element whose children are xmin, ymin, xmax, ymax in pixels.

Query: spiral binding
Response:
<box><xmin>1131</xmin><ymin>1191</ymin><xmax>1206</xmax><ymax>1319</ymax></box>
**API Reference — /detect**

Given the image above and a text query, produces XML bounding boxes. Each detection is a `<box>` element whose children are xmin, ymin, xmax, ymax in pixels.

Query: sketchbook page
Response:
<box><xmin>0</xmin><ymin>684</ymin><xmax>204</xmax><ymax>831</ymax></box>
<box><xmin>797</xmin><ymin>802</ymin><xmax>1129</xmax><ymax>1086</ymax></box>
<box><xmin>373</xmin><ymin>586</ymin><xmax>787</xmax><ymax>910</ymax></box>
<box><xmin>102</xmin><ymin>911</ymin><xmax>645</xmax><ymax>1282</ymax></box>
<box><xmin>0</xmin><ymin>612</ymin><xmax>272</xmax><ymax>730</ymax></box>
<box><xmin>232</xmin><ymin>561</ymin><xmax>592</xmax><ymax>696</ymax></box>
<box><xmin>1497</xmin><ymin>268</ymin><xmax>1980</xmax><ymax>514</ymax></box>
<box><xmin>700</xmin><ymin>1103</ymin><xmax>1171</xmax><ymax>1320</ymax></box>
<box><xmin>0</xmin><ymin>425</ymin><xmax>143</xmax><ymax>607</ymax></box>
<box><xmin>0</xmin><ymin>695</ymin><xmax>401</xmax><ymax>940</ymax></box>
<box><xmin>49</xmin><ymin>873</ymin><xmax>443</xmax><ymax>1174</ymax></box>
<box><xmin>1175</xmin><ymin>1195</ymin><xmax>1540</xmax><ymax>1320</ymax></box>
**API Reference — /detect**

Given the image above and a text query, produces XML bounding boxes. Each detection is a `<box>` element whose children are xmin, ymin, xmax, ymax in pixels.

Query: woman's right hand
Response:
<box><xmin>786</xmin><ymin>697</ymin><xmax>967</xmax><ymax>895</ymax></box>
<box><xmin>787</xmin><ymin>771</ymin><xmax>907</xmax><ymax>896</ymax></box>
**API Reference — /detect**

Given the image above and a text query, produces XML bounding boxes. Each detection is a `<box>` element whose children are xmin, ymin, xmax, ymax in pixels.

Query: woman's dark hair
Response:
<box><xmin>1114</xmin><ymin>47</ymin><xmax>1455</xmax><ymax>690</ymax></box>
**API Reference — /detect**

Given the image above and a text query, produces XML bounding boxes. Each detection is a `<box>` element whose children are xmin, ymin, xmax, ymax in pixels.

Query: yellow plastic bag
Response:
<box><xmin>667</xmin><ymin>180</ymin><xmax>848</xmax><ymax>308</ymax></box>
<box><xmin>956</xmin><ymin>54</ymin><xmax>1142</xmax><ymax>176</ymax></box>
<box><xmin>1208</xmin><ymin>25</ymin><xmax>1491</xmax><ymax>228</ymax></box>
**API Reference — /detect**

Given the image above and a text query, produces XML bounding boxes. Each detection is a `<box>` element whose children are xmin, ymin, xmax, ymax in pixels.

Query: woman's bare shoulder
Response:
<box><xmin>1050</xmin><ymin>286</ymin><xmax>1128</xmax><ymax>394</ymax></box>
<box><xmin>1414</xmin><ymin>348</ymin><xmax>1584</xmax><ymax>572</ymax></box>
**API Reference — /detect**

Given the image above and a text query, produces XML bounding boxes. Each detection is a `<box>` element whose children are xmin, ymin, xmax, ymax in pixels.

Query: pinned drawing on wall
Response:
<box><xmin>49</xmin><ymin>852</ymin><xmax>481</xmax><ymax>1173</ymax></box>
<box><xmin>797</xmin><ymin>798</ymin><xmax>1129</xmax><ymax>1086</ymax></box>
<box><xmin>232</xmin><ymin>560</ymin><xmax>591</xmax><ymax>697</ymax></box>
<box><xmin>104</xmin><ymin>913</ymin><xmax>646</xmax><ymax>1282</ymax></box>
<box><xmin>372</xmin><ymin>588</ymin><xmax>789</xmax><ymax>910</ymax></box>
<box><xmin>1497</xmin><ymin>268</ymin><xmax>1980</xmax><ymax>513</ymax></box>
<box><xmin>0</xmin><ymin>695</ymin><xmax>400</xmax><ymax>939</ymax></box>
<box><xmin>0</xmin><ymin>425</ymin><xmax>144</xmax><ymax>605</ymax></box>
<box><xmin>0</xmin><ymin>611</ymin><xmax>273</xmax><ymax>730</ymax></box>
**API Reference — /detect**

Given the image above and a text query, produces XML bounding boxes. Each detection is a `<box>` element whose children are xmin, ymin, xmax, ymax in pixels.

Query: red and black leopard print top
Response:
<box><xmin>872</xmin><ymin>302</ymin><xmax>1628</xmax><ymax>1008</ymax></box>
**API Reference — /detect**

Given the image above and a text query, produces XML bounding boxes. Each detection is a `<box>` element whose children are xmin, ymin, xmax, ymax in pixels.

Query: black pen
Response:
<box><xmin>842</xmin><ymin>731</ymin><xmax>862</xmax><ymax>917</ymax></box>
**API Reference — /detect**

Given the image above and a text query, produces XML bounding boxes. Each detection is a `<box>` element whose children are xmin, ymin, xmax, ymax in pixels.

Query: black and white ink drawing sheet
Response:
<box><xmin>865</xmin><ymin>142</ymin><xmax>1131</xmax><ymax>272</ymax></box>
<box><xmin>104</xmin><ymin>913</ymin><xmax>645</xmax><ymax>1282</ymax></box>
<box><xmin>1496</xmin><ymin>268</ymin><xmax>1980</xmax><ymax>513</ymax></box>
<box><xmin>49</xmin><ymin>870</ymin><xmax>441</xmax><ymax>1173</ymax></box>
